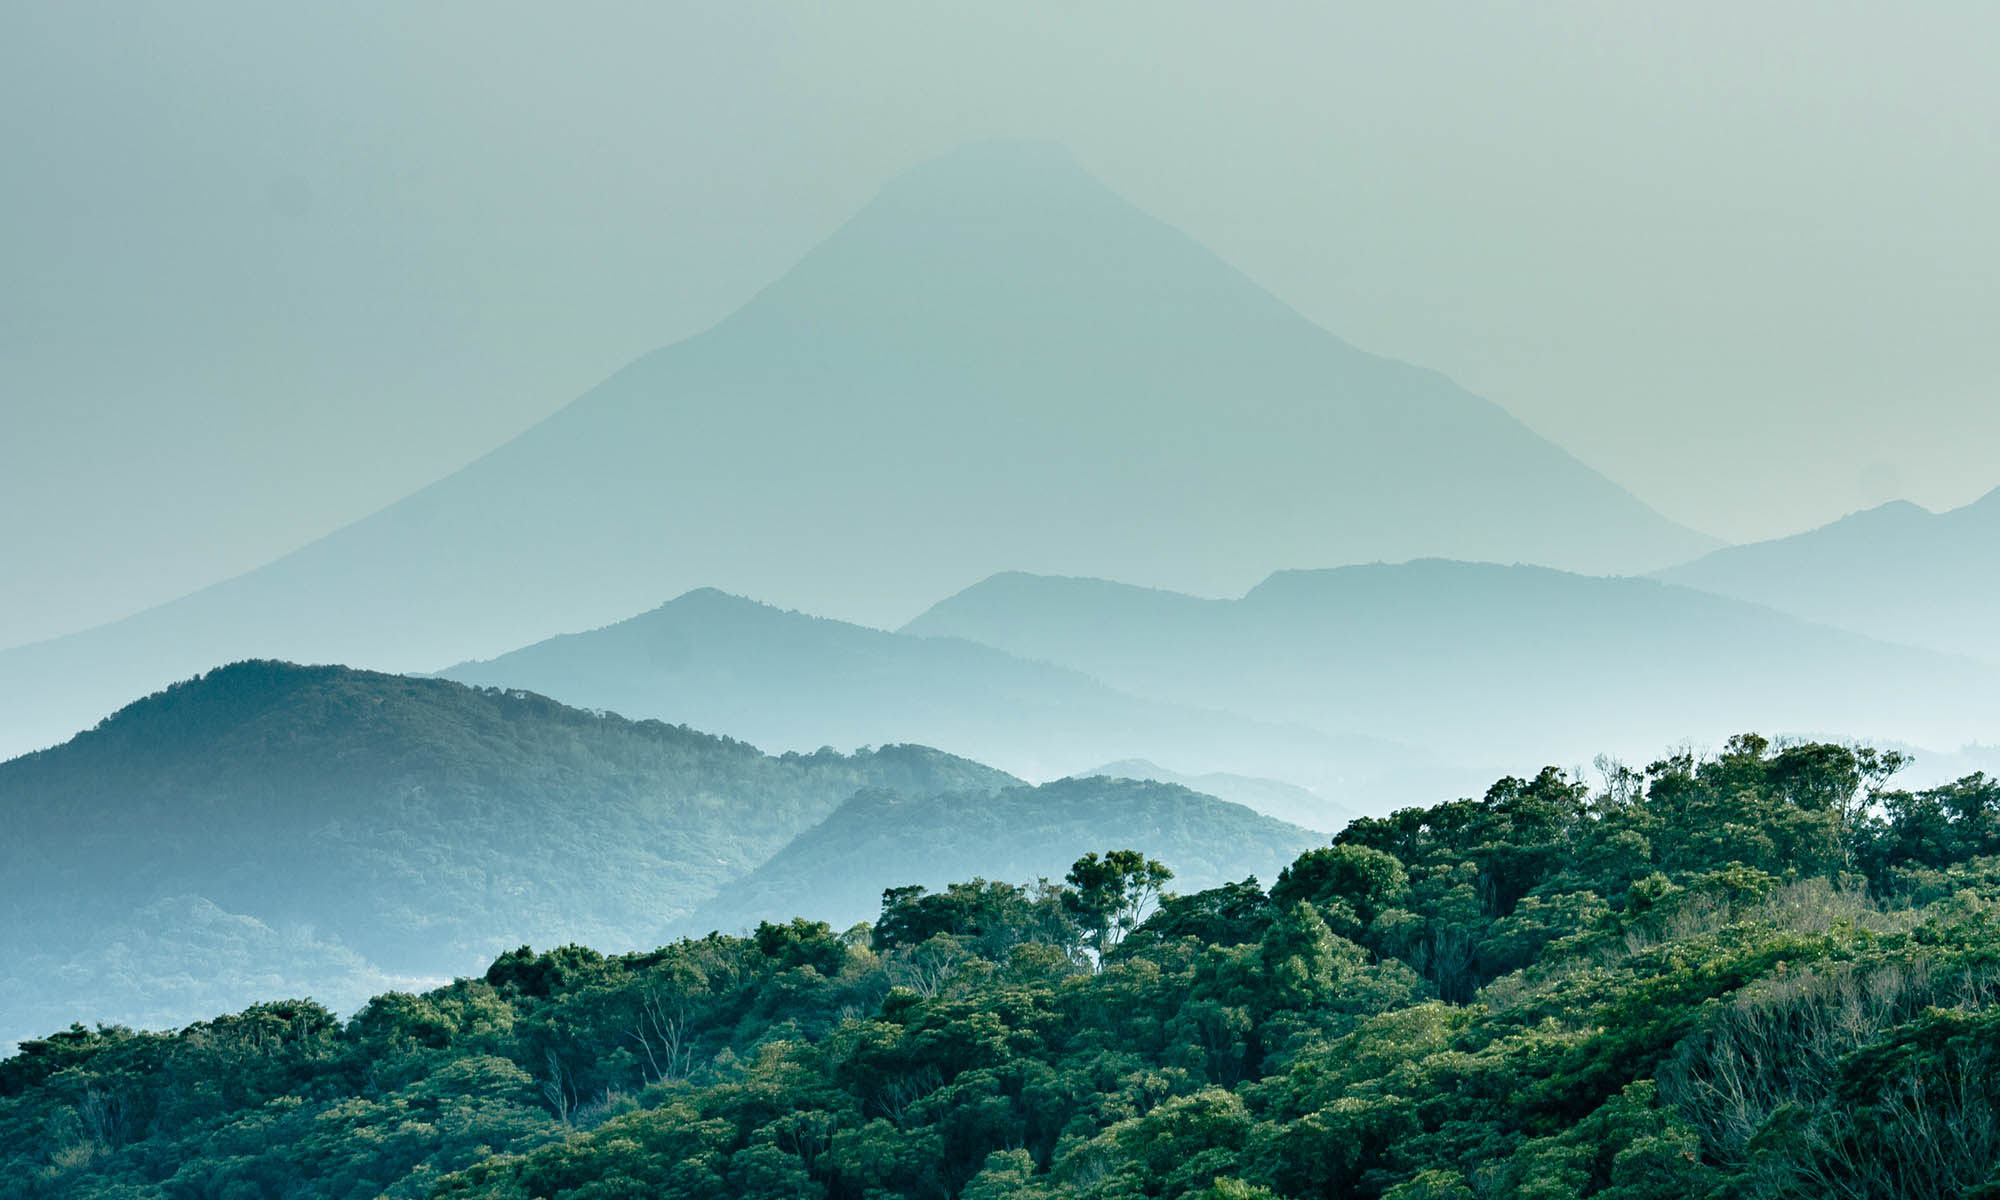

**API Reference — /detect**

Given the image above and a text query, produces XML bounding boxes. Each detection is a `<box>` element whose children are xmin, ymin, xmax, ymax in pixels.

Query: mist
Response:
<box><xmin>6</xmin><ymin>1</ymin><xmax>1999</xmax><ymax>646</ymax></box>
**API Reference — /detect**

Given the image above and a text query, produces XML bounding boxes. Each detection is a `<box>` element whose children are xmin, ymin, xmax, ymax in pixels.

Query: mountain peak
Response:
<box><xmin>875</xmin><ymin>138</ymin><xmax>1089</xmax><ymax>198</ymax></box>
<box><xmin>1849</xmin><ymin>498</ymin><xmax>1930</xmax><ymax>523</ymax></box>
<box><xmin>0</xmin><ymin>143</ymin><xmax>1717</xmax><ymax>758</ymax></box>
<box><xmin>657</xmin><ymin>587</ymin><xmax>780</xmax><ymax>617</ymax></box>
<box><xmin>854</xmin><ymin>138</ymin><xmax>1115</xmax><ymax>227</ymax></box>
<box><xmin>1959</xmin><ymin>484</ymin><xmax>2000</xmax><ymax>515</ymax></box>
<box><xmin>722</xmin><ymin>137</ymin><xmax>1308</xmax><ymax>359</ymax></box>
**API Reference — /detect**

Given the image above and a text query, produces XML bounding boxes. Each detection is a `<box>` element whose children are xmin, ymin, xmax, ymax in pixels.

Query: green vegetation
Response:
<box><xmin>0</xmin><ymin>661</ymin><xmax>1014</xmax><ymax>1045</ymax></box>
<box><xmin>8</xmin><ymin>734</ymin><xmax>2000</xmax><ymax>1198</ymax></box>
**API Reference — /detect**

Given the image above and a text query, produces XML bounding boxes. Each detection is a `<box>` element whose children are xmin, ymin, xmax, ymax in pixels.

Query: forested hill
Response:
<box><xmin>677</xmin><ymin>776</ymin><xmax>1324</xmax><ymax>935</ymax></box>
<box><xmin>0</xmin><ymin>661</ymin><xmax>1014</xmax><ymax>1045</ymax></box>
<box><xmin>7</xmin><ymin>736</ymin><xmax>2000</xmax><ymax>1198</ymax></box>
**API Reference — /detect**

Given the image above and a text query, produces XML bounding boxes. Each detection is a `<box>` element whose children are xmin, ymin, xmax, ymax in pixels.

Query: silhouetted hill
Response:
<box><xmin>0</xmin><ymin>139</ymin><xmax>1712</xmax><ymax>759</ymax></box>
<box><xmin>1081</xmin><ymin>758</ymin><xmax>1363</xmax><ymax>829</ymax></box>
<box><xmin>904</xmin><ymin>562</ymin><xmax>2000</xmax><ymax>765</ymax></box>
<box><xmin>435</xmin><ymin>588</ymin><xmax>1431</xmax><ymax>806</ymax></box>
<box><xmin>0</xmin><ymin>662</ymin><xmax>1012</xmax><ymax>1045</ymax></box>
<box><xmin>1655</xmin><ymin>487</ymin><xmax>2000</xmax><ymax>664</ymax></box>
<box><xmin>677</xmin><ymin>777</ymin><xmax>1322</xmax><ymax>935</ymax></box>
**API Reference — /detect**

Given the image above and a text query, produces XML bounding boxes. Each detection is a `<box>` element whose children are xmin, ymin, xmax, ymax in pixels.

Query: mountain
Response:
<box><xmin>676</xmin><ymin>777</ymin><xmax>1323</xmax><ymax>935</ymax></box>
<box><xmin>0</xmin><ymin>662</ymin><xmax>1012</xmax><ymax>1047</ymax></box>
<box><xmin>0</xmin><ymin>139</ymin><xmax>1713</xmax><ymax>761</ymax></box>
<box><xmin>435</xmin><ymin>588</ymin><xmax>1430</xmax><ymax>810</ymax></box>
<box><xmin>903</xmin><ymin>562</ymin><xmax>2000</xmax><ymax>767</ymax></box>
<box><xmin>1654</xmin><ymin>487</ymin><xmax>2000</xmax><ymax>664</ymax></box>
<box><xmin>1081</xmin><ymin>758</ymin><xmax>1364</xmax><ymax>830</ymax></box>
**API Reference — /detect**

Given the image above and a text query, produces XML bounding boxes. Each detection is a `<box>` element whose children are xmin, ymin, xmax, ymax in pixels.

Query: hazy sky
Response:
<box><xmin>4</xmin><ymin>1</ymin><xmax>1996</xmax><ymax>649</ymax></box>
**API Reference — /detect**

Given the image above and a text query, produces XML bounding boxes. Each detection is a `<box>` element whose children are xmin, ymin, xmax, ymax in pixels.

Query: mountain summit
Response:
<box><xmin>0</xmin><ymin>141</ymin><xmax>1713</xmax><ymax>758</ymax></box>
<box><xmin>1654</xmin><ymin>486</ymin><xmax>2000</xmax><ymax>664</ymax></box>
<box><xmin>904</xmin><ymin>562</ymin><xmax>2000</xmax><ymax>765</ymax></box>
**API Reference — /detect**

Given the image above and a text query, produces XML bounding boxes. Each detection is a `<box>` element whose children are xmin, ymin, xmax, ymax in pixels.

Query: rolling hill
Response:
<box><xmin>1081</xmin><ymin>758</ymin><xmax>1364</xmax><ymax>830</ymax></box>
<box><xmin>1655</xmin><ymin>487</ymin><xmax>2000</xmax><ymax>664</ymax></box>
<box><xmin>0</xmin><ymin>661</ymin><xmax>1012</xmax><ymax>1046</ymax></box>
<box><xmin>435</xmin><ymin>588</ymin><xmax>1429</xmax><ymax>813</ymax></box>
<box><xmin>903</xmin><ymin>561</ymin><xmax>2000</xmax><ymax>767</ymax></box>
<box><xmin>0</xmin><ymin>139</ymin><xmax>1712</xmax><ymax>761</ymax></box>
<box><xmin>675</xmin><ymin>777</ymin><xmax>1324</xmax><ymax>936</ymax></box>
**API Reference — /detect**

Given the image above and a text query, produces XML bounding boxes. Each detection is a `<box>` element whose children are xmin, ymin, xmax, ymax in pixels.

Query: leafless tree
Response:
<box><xmin>543</xmin><ymin>1047</ymin><xmax>576</xmax><ymax>1124</ymax></box>
<box><xmin>625</xmin><ymin>987</ymin><xmax>695</xmax><ymax>1084</ymax></box>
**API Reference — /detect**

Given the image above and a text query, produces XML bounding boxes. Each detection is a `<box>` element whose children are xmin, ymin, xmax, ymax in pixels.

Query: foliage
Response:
<box><xmin>8</xmin><ymin>735</ymin><xmax>2000</xmax><ymax>1199</ymax></box>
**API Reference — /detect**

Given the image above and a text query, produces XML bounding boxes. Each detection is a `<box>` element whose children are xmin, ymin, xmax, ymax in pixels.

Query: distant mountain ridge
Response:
<box><xmin>1080</xmin><ymin>758</ymin><xmax>1363</xmax><ymax>830</ymax></box>
<box><xmin>0</xmin><ymin>139</ymin><xmax>1711</xmax><ymax>760</ymax></box>
<box><xmin>0</xmin><ymin>661</ymin><xmax>1013</xmax><ymax>1046</ymax></box>
<box><xmin>677</xmin><ymin>777</ymin><xmax>1323</xmax><ymax>936</ymax></box>
<box><xmin>1655</xmin><ymin>487</ymin><xmax>2000</xmax><ymax>665</ymax></box>
<box><xmin>904</xmin><ymin>561</ymin><xmax>2000</xmax><ymax>766</ymax></box>
<box><xmin>435</xmin><ymin>588</ymin><xmax>1432</xmax><ymax>809</ymax></box>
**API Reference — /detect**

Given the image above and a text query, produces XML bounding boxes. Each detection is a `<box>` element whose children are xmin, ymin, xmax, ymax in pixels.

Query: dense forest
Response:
<box><xmin>7</xmin><ymin>735</ymin><xmax>2000</xmax><ymax>1198</ymax></box>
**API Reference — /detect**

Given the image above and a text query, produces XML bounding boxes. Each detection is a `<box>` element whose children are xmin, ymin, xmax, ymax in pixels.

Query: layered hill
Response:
<box><xmin>1655</xmin><ymin>487</ymin><xmax>2000</xmax><ymax>664</ymax></box>
<box><xmin>0</xmin><ymin>139</ymin><xmax>1712</xmax><ymax>760</ymax></box>
<box><xmin>0</xmin><ymin>662</ymin><xmax>1012</xmax><ymax>1045</ymax></box>
<box><xmin>676</xmin><ymin>777</ymin><xmax>1323</xmax><ymax>935</ymax></box>
<box><xmin>436</xmin><ymin>588</ymin><xmax>1425</xmax><ymax>814</ymax></box>
<box><xmin>1081</xmin><ymin>758</ymin><xmax>1363</xmax><ymax>830</ymax></box>
<box><xmin>904</xmin><ymin>562</ymin><xmax>2000</xmax><ymax>765</ymax></box>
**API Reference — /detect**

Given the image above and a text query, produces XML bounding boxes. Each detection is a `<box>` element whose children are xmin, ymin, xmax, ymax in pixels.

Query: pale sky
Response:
<box><xmin>4</xmin><ymin>1</ymin><xmax>1997</xmax><ymax>648</ymax></box>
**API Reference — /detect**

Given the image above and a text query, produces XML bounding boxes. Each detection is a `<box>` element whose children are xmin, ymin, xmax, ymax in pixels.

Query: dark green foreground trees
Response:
<box><xmin>6</xmin><ymin>735</ymin><xmax>2000</xmax><ymax>1199</ymax></box>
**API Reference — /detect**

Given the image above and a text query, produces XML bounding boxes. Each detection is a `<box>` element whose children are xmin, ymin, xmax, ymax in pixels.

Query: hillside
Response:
<box><xmin>7</xmin><ymin>736</ymin><xmax>1999</xmax><ymax>1199</ymax></box>
<box><xmin>436</xmin><ymin>588</ymin><xmax>1427</xmax><ymax>812</ymax></box>
<box><xmin>676</xmin><ymin>776</ymin><xmax>1324</xmax><ymax>935</ymax></box>
<box><xmin>0</xmin><ymin>139</ymin><xmax>1712</xmax><ymax>761</ymax></box>
<box><xmin>1655</xmin><ymin>486</ymin><xmax>2000</xmax><ymax>664</ymax></box>
<box><xmin>0</xmin><ymin>662</ymin><xmax>1012</xmax><ymax>1046</ymax></box>
<box><xmin>1082</xmin><ymin>758</ymin><xmax>1363</xmax><ymax>829</ymax></box>
<box><xmin>903</xmin><ymin>561</ymin><xmax>2000</xmax><ymax>765</ymax></box>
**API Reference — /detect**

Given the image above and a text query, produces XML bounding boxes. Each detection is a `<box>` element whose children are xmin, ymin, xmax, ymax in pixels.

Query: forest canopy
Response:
<box><xmin>6</xmin><ymin>735</ymin><xmax>2000</xmax><ymax>1199</ymax></box>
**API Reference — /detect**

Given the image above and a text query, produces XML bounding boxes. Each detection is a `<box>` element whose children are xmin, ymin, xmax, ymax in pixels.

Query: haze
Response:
<box><xmin>4</xmin><ymin>1</ymin><xmax>1998</xmax><ymax>648</ymax></box>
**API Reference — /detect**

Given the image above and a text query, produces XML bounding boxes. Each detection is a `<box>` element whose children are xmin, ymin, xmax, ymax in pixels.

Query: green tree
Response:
<box><xmin>1063</xmin><ymin>851</ymin><xmax>1174</xmax><ymax>964</ymax></box>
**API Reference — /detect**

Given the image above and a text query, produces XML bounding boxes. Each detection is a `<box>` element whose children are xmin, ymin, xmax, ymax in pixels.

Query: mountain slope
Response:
<box><xmin>677</xmin><ymin>777</ymin><xmax>1323</xmax><ymax>935</ymax></box>
<box><xmin>903</xmin><ymin>562</ymin><xmax>2000</xmax><ymax>765</ymax></box>
<box><xmin>0</xmin><ymin>139</ymin><xmax>1711</xmax><ymax>759</ymax></box>
<box><xmin>0</xmin><ymin>662</ymin><xmax>1013</xmax><ymax>1045</ymax></box>
<box><xmin>1081</xmin><ymin>758</ymin><xmax>1364</xmax><ymax>830</ymax></box>
<box><xmin>435</xmin><ymin>588</ymin><xmax>1426</xmax><ymax>812</ymax></box>
<box><xmin>1655</xmin><ymin>487</ymin><xmax>2000</xmax><ymax>664</ymax></box>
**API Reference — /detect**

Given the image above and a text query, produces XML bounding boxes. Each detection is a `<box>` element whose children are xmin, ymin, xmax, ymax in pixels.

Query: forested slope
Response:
<box><xmin>0</xmin><ymin>662</ymin><xmax>1013</xmax><ymax>1045</ymax></box>
<box><xmin>8</xmin><ymin>736</ymin><xmax>2000</xmax><ymax>1199</ymax></box>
